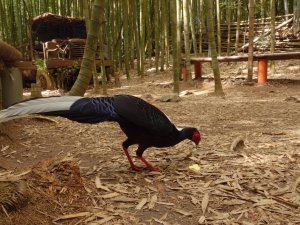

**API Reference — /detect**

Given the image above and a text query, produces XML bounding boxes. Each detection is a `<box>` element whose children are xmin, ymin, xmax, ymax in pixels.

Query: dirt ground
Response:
<box><xmin>0</xmin><ymin>60</ymin><xmax>300</xmax><ymax>225</ymax></box>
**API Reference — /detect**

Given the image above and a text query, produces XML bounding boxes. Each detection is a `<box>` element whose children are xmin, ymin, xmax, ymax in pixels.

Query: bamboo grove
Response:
<box><xmin>0</xmin><ymin>0</ymin><xmax>299</xmax><ymax>91</ymax></box>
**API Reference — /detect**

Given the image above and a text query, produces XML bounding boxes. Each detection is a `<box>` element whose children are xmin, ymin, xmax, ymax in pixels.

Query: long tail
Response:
<box><xmin>0</xmin><ymin>96</ymin><xmax>120</xmax><ymax>123</ymax></box>
<box><xmin>0</xmin><ymin>96</ymin><xmax>83</xmax><ymax>122</ymax></box>
<box><xmin>0</xmin><ymin>96</ymin><xmax>82</xmax><ymax>122</ymax></box>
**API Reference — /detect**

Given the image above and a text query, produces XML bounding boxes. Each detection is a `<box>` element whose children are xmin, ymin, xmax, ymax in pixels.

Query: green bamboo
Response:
<box><xmin>226</xmin><ymin>0</ymin><xmax>231</xmax><ymax>55</ymax></box>
<box><xmin>170</xmin><ymin>0</ymin><xmax>179</xmax><ymax>93</ymax></box>
<box><xmin>247</xmin><ymin>0</ymin><xmax>254</xmax><ymax>82</ymax></box>
<box><xmin>270</xmin><ymin>0</ymin><xmax>275</xmax><ymax>76</ymax></box>
<box><xmin>69</xmin><ymin>0</ymin><xmax>104</xmax><ymax>96</ymax></box>
<box><xmin>205</xmin><ymin>0</ymin><xmax>224</xmax><ymax>95</ymax></box>
<box><xmin>198</xmin><ymin>0</ymin><xmax>204</xmax><ymax>55</ymax></box>
<box><xmin>160</xmin><ymin>0</ymin><xmax>166</xmax><ymax>71</ymax></box>
<box><xmin>139</xmin><ymin>0</ymin><xmax>146</xmax><ymax>78</ymax></box>
<box><xmin>235</xmin><ymin>0</ymin><xmax>241</xmax><ymax>54</ymax></box>
<box><xmin>154</xmin><ymin>0</ymin><xmax>160</xmax><ymax>72</ymax></box>
<box><xmin>123</xmin><ymin>0</ymin><xmax>130</xmax><ymax>78</ymax></box>
<box><xmin>189</xmin><ymin>0</ymin><xmax>198</xmax><ymax>55</ymax></box>
<box><xmin>183</xmin><ymin>0</ymin><xmax>192</xmax><ymax>81</ymax></box>
<box><xmin>216</xmin><ymin>0</ymin><xmax>221</xmax><ymax>54</ymax></box>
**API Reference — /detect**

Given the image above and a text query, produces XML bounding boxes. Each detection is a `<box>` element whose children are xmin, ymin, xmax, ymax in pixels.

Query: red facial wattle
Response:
<box><xmin>192</xmin><ymin>132</ymin><xmax>201</xmax><ymax>145</ymax></box>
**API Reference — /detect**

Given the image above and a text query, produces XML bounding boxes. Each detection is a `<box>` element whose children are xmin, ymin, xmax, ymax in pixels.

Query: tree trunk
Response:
<box><xmin>198</xmin><ymin>0</ymin><xmax>204</xmax><ymax>55</ymax></box>
<box><xmin>154</xmin><ymin>0</ymin><xmax>160</xmax><ymax>73</ymax></box>
<box><xmin>160</xmin><ymin>0</ymin><xmax>167</xmax><ymax>71</ymax></box>
<box><xmin>139</xmin><ymin>0</ymin><xmax>147</xmax><ymax>78</ymax></box>
<box><xmin>294</xmin><ymin>0</ymin><xmax>300</xmax><ymax>36</ymax></box>
<box><xmin>98</xmin><ymin>2</ymin><xmax>107</xmax><ymax>95</ymax></box>
<box><xmin>216</xmin><ymin>0</ymin><xmax>221</xmax><ymax>55</ymax></box>
<box><xmin>205</xmin><ymin>0</ymin><xmax>224</xmax><ymax>95</ymax></box>
<box><xmin>183</xmin><ymin>0</ymin><xmax>192</xmax><ymax>82</ymax></box>
<box><xmin>247</xmin><ymin>0</ymin><xmax>254</xmax><ymax>82</ymax></box>
<box><xmin>69</xmin><ymin>0</ymin><xmax>103</xmax><ymax>96</ymax></box>
<box><xmin>226</xmin><ymin>0</ymin><xmax>231</xmax><ymax>56</ymax></box>
<box><xmin>284</xmin><ymin>0</ymin><xmax>289</xmax><ymax>20</ymax></box>
<box><xmin>190</xmin><ymin>0</ymin><xmax>198</xmax><ymax>55</ymax></box>
<box><xmin>270</xmin><ymin>0</ymin><xmax>275</xmax><ymax>76</ymax></box>
<box><xmin>123</xmin><ymin>0</ymin><xmax>130</xmax><ymax>78</ymax></box>
<box><xmin>170</xmin><ymin>0</ymin><xmax>180</xmax><ymax>93</ymax></box>
<box><xmin>235</xmin><ymin>0</ymin><xmax>241</xmax><ymax>54</ymax></box>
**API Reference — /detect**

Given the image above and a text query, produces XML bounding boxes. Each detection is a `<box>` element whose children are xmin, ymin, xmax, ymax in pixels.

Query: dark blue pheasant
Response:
<box><xmin>0</xmin><ymin>95</ymin><xmax>201</xmax><ymax>171</ymax></box>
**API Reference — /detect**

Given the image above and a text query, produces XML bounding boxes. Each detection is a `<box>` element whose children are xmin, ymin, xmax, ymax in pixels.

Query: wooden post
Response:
<box><xmin>181</xmin><ymin>64</ymin><xmax>187</xmax><ymax>80</ymax></box>
<box><xmin>257</xmin><ymin>58</ymin><xmax>268</xmax><ymax>84</ymax></box>
<box><xmin>0</xmin><ymin>75</ymin><xmax>2</xmax><ymax>110</ymax></box>
<box><xmin>194</xmin><ymin>61</ymin><xmax>202</xmax><ymax>79</ymax></box>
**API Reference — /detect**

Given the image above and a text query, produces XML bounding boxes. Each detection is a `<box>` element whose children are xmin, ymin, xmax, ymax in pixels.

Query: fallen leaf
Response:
<box><xmin>174</xmin><ymin>209</ymin><xmax>193</xmax><ymax>217</ymax></box>
<box><xmin>160</xmin><ymin>213</ymin><xmax>168</xmax><ymax>220</ymax></box>
<box><xmin>111</xmin><ymin>196</ymin><xmax>138</xmax><ymax>203</ymax></box>
<box><xmin>156</xmin><ymin>201</ymin><xmax>175</xmax><ymax>206</ymax></box>
<box><xmin>203</xmin><ymin>180</ymin><xmax>212</xmax><ymax>188</ymax></box>
<box><xmin>152</xmin><ymin>217</ymin><xmax>166</xmax><ymax>224</ymax></box>
<box><xmin>292</xmin><ymin>176</ymin><xmax>300</xmax><ymax>192</ymax></box>
<box><xmin>198</xmin><ymin>216</ymin><xmax>206</xmax><ymax>224</ymax></box>
<box><xmin>97</xmin><ymin>216</ymin><xmax>115</xmax><ymax>224</ymax></box>
<box><xmin>202</xmin><ymin>193</ymin><xmax>209</xmax><ymax>215</ymax></box>
<box><xmin>95</xmin><ymin>176</ymin><xmax>110</xmax><ymax>191</ymax></box>
<box><xmin>223</xmin><ymin>199</ymin><xmax>246</xmax><ymax>205</ymax></box>
<box><xmin>148</xmin><ymin>194</ymin><xmax>157</xmax><ymax>209</ymax></box>
<box><xmin>191</xmin><ymin>196</ymin><xmax>199</xmax><ymax>205</ymax></box>
<box><xmin>253</xmin><ymin>199</ymin><xmax>277</xmax><ymax>206</ymax></box>
<box><xmin>136</xmin><ymin>198</ymin><xmax>148</xmax><ymax>210</ymax></box>
<box><xmin>100</xmin><ymin>192</ymin><xmax>120</xmax><ymax>199</ymax></box>
<box><xmin>53</xmin><ymin>212</ymin><xmax>90</xmax><ymax>222</ymax></box>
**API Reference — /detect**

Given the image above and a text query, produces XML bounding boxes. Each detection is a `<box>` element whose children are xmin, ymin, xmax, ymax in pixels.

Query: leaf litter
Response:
<box><xmin>0</xmin><ymin>61</ymin><xmax>300</xmax><ymax>224</ymax></box>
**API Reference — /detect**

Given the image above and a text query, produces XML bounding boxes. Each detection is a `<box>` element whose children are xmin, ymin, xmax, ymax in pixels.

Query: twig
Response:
<box><xmin>242</xmin><ymin>185</ymin><xmax>299</xmax><ymax>209</ymax></box>
<box><xmin>1</xmin><ymin>205</ymin><xmax>11</xmax><ymax>220</ymax></box>
<box><xmin>35</xmin><ymin>209</ymin><xmax>56</xmax><ymax>219</ymax></box>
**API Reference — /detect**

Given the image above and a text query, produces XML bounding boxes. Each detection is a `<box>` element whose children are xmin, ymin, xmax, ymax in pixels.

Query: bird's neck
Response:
<box><xmin>178</xmin><ymin>127</ymin><xmax>193</xmax><ymax>142</ymax></box>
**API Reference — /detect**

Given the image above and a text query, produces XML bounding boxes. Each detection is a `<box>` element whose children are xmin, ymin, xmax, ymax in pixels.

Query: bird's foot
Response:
<box><xmin>137</xmin><ymin>156</ymin><xmax>159</xmax><ymax>172</ymax></box>
<box><xmin>130</xmin><ymin>165</ymin><xmax>148</xmax><ymax>171</ymax></box>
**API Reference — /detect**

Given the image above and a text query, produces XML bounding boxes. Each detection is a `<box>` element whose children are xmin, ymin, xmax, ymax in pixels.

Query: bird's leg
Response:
<box><xmin>122</xmin><ymin>141</ymin><xmax>145</xmax><ymax>171</ymax></box>
<box><xmin>138</xmin><ymin>156</ymin><xmax>158</xmax><ymax>172</ymax></box>
<box><xmin>136</xmin><ymin>146</ymin><xmax>159</xmax><ymax>172</ymax></box>
<box><xmin>123</xmin><ymin>147</ymin><xmax>145</xmax><ymax>171</ymax></box>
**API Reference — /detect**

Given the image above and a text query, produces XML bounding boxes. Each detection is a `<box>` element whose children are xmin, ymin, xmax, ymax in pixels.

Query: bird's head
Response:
<box><xmin>181</xmin><ymin>127</ymin><xmax>201</xmax><ymax>146</ymax></box>
<box><xmin>192</xmin><ymin>130</ymin><xmax>201</xmax><ymax>146</ymax></box>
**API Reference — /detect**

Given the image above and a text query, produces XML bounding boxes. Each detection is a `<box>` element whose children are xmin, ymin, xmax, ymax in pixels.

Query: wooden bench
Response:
<box><xmin>183</xmin><ymin>52</ymin><xmax>300</xmax><ymax>84</ymax></box>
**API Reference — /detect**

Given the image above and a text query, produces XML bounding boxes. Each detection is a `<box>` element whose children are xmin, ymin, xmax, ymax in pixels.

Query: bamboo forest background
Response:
<box><xmin>0</xmin><ymin>0</ymin><xmax>299</xmax><ymax>73</ymax></box>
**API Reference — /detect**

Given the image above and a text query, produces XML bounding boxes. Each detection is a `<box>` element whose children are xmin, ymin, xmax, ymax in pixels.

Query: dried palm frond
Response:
<box><xmin>0</xmin><ymin>171</ymin><xmax>30</xmax><ymax>213</ymax></box>
<box><xmin>0</xmin><ymin>180</ymin><xmax>28</xmax><ymax>213</ymax></box>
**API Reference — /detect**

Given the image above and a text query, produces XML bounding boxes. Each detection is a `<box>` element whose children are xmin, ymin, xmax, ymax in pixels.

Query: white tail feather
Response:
<box><xmin>0</xmin><ymin>96</ymin><xmax>83</xmax><ymax>121</ymax></box>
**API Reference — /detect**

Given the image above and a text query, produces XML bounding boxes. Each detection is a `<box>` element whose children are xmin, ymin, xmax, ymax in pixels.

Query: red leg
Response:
<box><xmin>123</xmin><ymin>148</ymin><xmax>145</xmax><ymax>171</ymax></box>
<box><xmin>138</xmin><ymin>156</ymin><xmax>159</xmax><ymax>172</ymax></box>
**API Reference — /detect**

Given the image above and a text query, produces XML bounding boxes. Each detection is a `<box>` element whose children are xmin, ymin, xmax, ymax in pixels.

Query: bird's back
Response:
<box><xmin>113</xmin><ymin>95</ymin><xmax>179</xmax><ymax>146</ymax></box>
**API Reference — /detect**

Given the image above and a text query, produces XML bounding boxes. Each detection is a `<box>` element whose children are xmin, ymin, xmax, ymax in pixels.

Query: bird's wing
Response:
<box><xmin>65</xmin><ymin>97</ymin><xmax>119</xmax><ymax>123</ymax></box>
<box><xmin>113</xmin><ymin>95</ymin><xmax>175</xmax><ymax>134</ymax></box>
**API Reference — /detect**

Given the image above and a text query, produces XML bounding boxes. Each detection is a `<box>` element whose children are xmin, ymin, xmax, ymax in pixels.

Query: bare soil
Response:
<box><xmin>0</xmin><ymin>60</ymin><xmax>300</xmax><ymax>225</ymax></box>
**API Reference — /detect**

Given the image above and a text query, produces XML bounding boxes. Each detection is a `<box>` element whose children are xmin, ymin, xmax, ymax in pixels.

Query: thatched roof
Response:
<box><xmin>31</xmin><ymin>13</ymin><xmax>86</xmax><ymax>43</ymax></box>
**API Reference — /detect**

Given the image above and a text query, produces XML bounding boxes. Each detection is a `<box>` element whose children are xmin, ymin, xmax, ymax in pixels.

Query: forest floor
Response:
<box><xmin>0</xmin><ymin>60</ymin><xmax>300</xmax><ymax>225</ymax></box>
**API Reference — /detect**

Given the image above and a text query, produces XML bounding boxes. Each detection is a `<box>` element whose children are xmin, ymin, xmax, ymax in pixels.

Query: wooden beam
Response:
<box><xmin>190</xmin><ymin>52</ymin><xmax>300</xmax><ymax>63</ymax></box>
<box><xmin>13</xmin><ymin>59</ymin><xmax>113</xmax><ymax>70</ymax></box>
<box><xmin>46</xmin><ymin>59</ymin><xmax>113</xmax><ymax>68</ymax></box>
<box><xmin>13</xmin><ymin>61</ymin><xmax>36</xmax><ymax>70</ymax></box>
